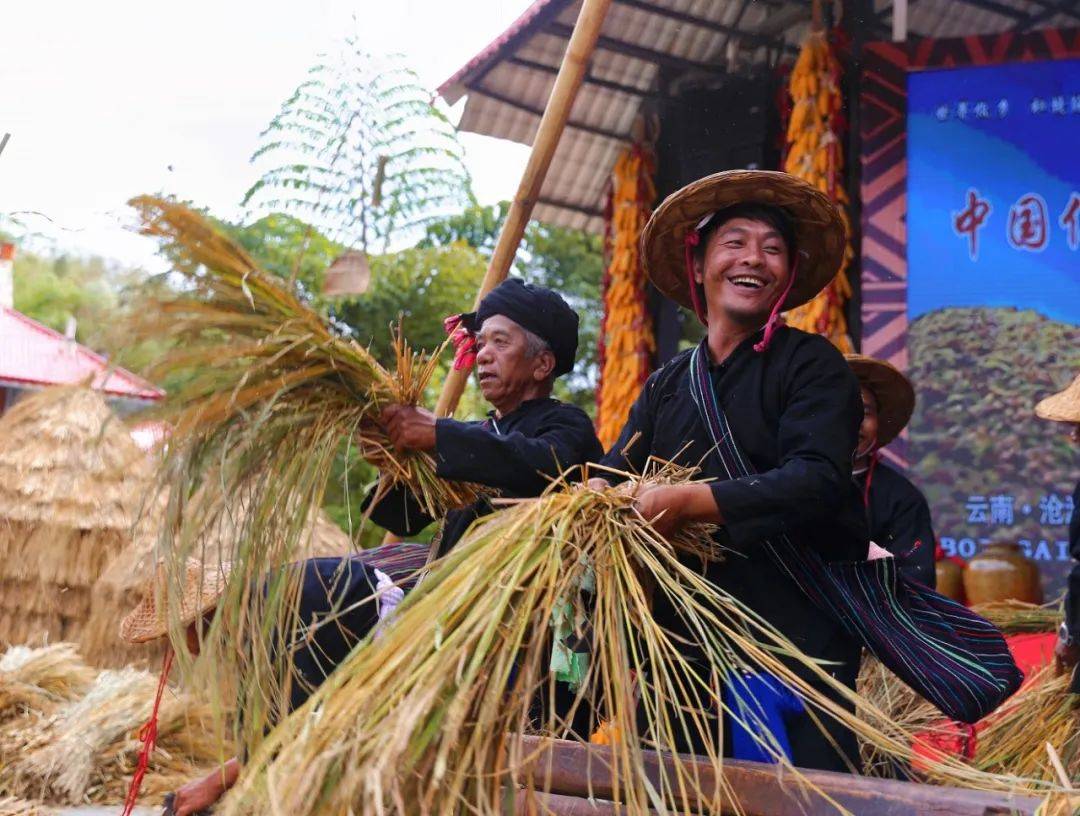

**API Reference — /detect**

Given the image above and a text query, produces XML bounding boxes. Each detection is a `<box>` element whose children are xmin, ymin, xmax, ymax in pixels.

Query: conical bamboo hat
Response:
<box><xmin>0</xmin><ymin>387</ymin><xmax>151</xmax><ymax>530</ymax></box>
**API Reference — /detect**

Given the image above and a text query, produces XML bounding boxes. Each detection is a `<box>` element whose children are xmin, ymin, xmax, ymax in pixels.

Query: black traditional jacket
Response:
<box><xmin>369</xmin><ymin>398</ymin><xmax>602</xmax><ymax>557</ymax></box>
<box><xmin>598</xmin><ymin>327</ymin><xmax>868</xmax><ymax>663</ymax></box>
<box><xmin>855</xmin><ymin>461</ymin><xmax>937</xmax><ymax>587</ymax></box>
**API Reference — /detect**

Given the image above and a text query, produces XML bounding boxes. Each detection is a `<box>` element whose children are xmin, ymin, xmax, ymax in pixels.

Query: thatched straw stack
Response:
<box><xmin>82</xmin><ymin>490</ymin><xmax>354</xmax><ymax>667</ymax></box>
<box><xmin>0</xmin><ymin>387</ymin><xmax>152</xmax><ymax>647</ymax></box>
<box><xmin>0</xmin><ymin>797</ymin><xmax>54</xmax><ymax>816</ymax></box>
<box><xmin>0</xmin><ymin>642</ymin><xmax>232</xmax><ymax>808</ymax></box>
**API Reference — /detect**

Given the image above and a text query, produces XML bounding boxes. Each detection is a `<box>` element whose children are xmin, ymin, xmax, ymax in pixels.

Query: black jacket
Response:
<box><xmin>596</xmin><ymin>327</ymin><xmax>868</xmax><ymax>771</ymax></box>
<box><xmin>369</xmin><ymin>397</ymin><xmax>603</xmax><ymax>557</ymax></box>
<box><xmin>598</xmin><ymin>327</ymin><xmax>868</xmax><ymax>658</ymax></box>
<box><xmin>856</xmin><ymin>460</ymin><xmax>937</xmax><ymax>588</ymax></box>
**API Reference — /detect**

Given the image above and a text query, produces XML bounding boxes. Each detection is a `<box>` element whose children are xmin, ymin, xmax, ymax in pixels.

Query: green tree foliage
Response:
<box><xmin>226</xmin><ymin>213</ymin><xmax>342</xmax><ymax>297</ymax></box>
<box><xmin>333</xmin><ymin>243</ymin><xmax>485</xmax><ymax>360</ymax></box>
<box><xmin>12</xmin><ymin>253</ymin><xmax>116</xmax><ymax>337</ymax></box>
<box><xmin>243</xmin><ymin>37</ymin><xmax>474</xmax><ymax>253</ymax></box>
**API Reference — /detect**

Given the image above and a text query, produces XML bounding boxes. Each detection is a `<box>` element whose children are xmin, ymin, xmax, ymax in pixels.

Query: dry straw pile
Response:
<box><xmin>0</xmin><ymin>387</ymin><xmax>152</xmax><ymax>648</ymax></box>
<box><xmin>0</xmin><ymin>642</ymin><xmax>231</xmax><ymax>808</ymax></box>
<box><xmin>214</xmin><ymin>472</ymin><xmax>1054</xmax><ymax>816</ymax></box>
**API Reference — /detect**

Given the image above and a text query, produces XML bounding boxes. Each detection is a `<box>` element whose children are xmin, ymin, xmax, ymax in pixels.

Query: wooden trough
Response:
<box><xmin>512</xmin><ymin>736</ymin><xmax>1042</xmax><ymax>815</ymax></box>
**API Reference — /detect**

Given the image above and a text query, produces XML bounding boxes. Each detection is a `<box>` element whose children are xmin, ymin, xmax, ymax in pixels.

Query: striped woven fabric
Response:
<box><xmin>687</xmin><ymin>342</ymin><xmax>1022</xmax><ymax>724</ymax></box>
<box><xmin>354</xmin><ymin>541</ymin><xmax>429</xmax><ymax>591</ymax></box>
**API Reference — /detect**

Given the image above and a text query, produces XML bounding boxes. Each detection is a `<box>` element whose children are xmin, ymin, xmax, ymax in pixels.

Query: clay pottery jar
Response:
<box><xmin>935</xmin><ymin>558</ymin><xmax>966</xmax><ymax>604</ymax></box>
<box><xmin>963</xmin><ymin>542</ymin><xmax>1043</xmax><ymax>606</ymax></box>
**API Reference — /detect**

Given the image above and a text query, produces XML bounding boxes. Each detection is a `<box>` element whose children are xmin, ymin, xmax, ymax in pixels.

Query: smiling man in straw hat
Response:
<box><xmin>847</xmin><ymin>354</ymin><xmax>937</xmax><ymax>588</ymax></box>
<box><xmin>1035</xmin><ymin>374</ymin><xmax>1080</xmax><ymax>691</ymax></box>
<box><xmin>590</xmin><ymin>169</ymin><xmax>870</xmax><ymax>771</ymax></box>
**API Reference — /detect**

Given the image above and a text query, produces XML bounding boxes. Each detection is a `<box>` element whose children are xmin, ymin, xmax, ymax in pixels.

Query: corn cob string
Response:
<box><xmin>781</xmin><ymin>28</ymin><xmax>855</xmax><ymax>353</ymax></box>
<box><xmin>596</xmin><ymin>143</ymin><xmax>656</xmax><ymax>448</ymax></box>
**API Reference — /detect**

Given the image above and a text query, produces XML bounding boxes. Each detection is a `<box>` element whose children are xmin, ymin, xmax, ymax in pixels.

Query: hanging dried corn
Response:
<box><xmin>781</xmin><ymin>20</ymin><xmax>855</xmax><ymax>353</ymax></box>
<box><xmin>596</xmin><ymin>143</ymin><xmax>656</xmax><ymax>447</ymax></box>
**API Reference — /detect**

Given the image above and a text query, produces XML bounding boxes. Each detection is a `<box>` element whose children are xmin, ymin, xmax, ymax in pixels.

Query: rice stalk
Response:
<box><xmin>0</xmin><ymin>651</ymin><xmax>234</xmax><ymax>807</ymax></box>
<box><xmin>215</xmin><ymin>467</ymin><xmax>1055</xmax><ymax>816</ymax></box>
<box><xmin>129</xmin><ymin>195</ymin><xmax>478</xmax><ymax>520</ymax></box>
<box><xmin>0</xmin><ymin>796</ymin><xmax>54</xmax><ymax>816</ymax></box>
<box><xmin>973</xmin><ymin>600</ymin><xmax>1061</xmax><ymax>635</ymax></box>
<box><xmin>973</xmin><ymin>666</ymin><xmax>1080</xmax><ymax>783</ymax></box>
<box><xmin>128</xmin><ymin>196</ymin><xmax>481</xmax><ymax>748</ymax></box>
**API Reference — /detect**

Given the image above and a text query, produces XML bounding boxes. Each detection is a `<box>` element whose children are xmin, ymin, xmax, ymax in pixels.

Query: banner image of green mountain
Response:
<box><xmin>908</xmin><ymin>307</ymin><xmax>1080</xmax><ymax>598</ymax></box>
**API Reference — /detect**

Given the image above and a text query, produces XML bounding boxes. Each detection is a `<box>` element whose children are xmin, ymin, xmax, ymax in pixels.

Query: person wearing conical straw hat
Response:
<box><xmin>590</xmin><ymin>170</ymin><xmax>871</xmax><ymax>771</ymax></box>
<box><xmin>119</xmin><ymin>555</ymin><xmax>410</xmax><ymax>816</ymax></box>
<box><xmin>1035</xmin><ymin>374</ymin><xmax>1080</xmax><ymax>692</ymax></box>
<box><xmin>367</xmin><ymin>278</ymin><xmax>603</xmax><ymax>557</ymax></box>
<box><xmin>846</xmin><ymin>354</ymin><xmax>937</xmax><ymax>588</ymax></box>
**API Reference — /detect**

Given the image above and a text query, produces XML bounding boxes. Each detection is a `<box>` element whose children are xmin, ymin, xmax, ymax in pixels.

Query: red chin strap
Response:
<box><xmin>753</xmin><ymin>257</ymin><xmax>798</xmax><ymax>353</ymax></box>
<box><xmin>683</xmin><ymin>228</ymin><xmax>799</xmax><ymax>353</ymax></box>
<box><xmin>683</xmin><ymin>230</ymin><xmax>708</xmax><ymax>325</ymax></box>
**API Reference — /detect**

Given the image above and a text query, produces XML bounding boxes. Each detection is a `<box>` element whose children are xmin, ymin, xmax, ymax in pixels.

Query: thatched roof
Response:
<box><xmin>0</xmin><ymin>387</ymin><xmax>151</xmax><ymax>530</ymax></box>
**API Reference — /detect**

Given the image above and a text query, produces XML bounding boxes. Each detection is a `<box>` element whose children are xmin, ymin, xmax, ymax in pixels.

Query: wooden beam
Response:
<box><xmin>466</xmin><ymin>84</ymin><xmax>629</xmax><ymax>143</ymax></box>
<box><xmin>718</xmin><ymin>0</ymin><xmax>755</xmax><ymax>59</ymax></box>
<box><xmin>507</xmin><ymin>56</ymin><xmax>655</xmax><ymax>99</ymax></box>
<box><xmin>509</xmin><ymin>790</ymin><xmax>656</xmax><ymax>815</ymax></box>
<box><xmin>434</xmin><ymin>0</ymin><xmax>613</xmax><ymax>419</ymax></box>
<box><xmin>547</xmin><ymin>22</ymin><xmax>725</xmax><ymax>75</ymax></box>
<box><xmin>517</xmin><ymin>737</ymin><xmax>1043</xmax><ymax>816</ymax></box>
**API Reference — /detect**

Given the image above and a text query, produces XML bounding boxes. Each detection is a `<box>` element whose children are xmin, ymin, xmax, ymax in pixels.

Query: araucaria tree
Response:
<box><xmin>243</xmin><ymin>38</ymin><xmax>474</xmax><ymax>252</ymax></box>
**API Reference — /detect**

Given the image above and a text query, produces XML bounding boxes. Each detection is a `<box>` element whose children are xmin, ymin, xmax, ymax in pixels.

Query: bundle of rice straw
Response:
<box><xmin>0</xmin><ymin>797</ymin><xmax>54</xmax><ymax>816</ymax></box>
<box><xmin>859</xmin><ymin>650</ymin><xmax>1080</xmax><ymax>790</ymax></box>
<box><xmin>129</xmin><ymin>195</ymin><xmax>479</xmax><ymax>522</ymax></box>
<box><xmin>0</xmin><ymin>387</ymin><xmax>151</xmax><ymax>648</ymax></box>
<box><xmin>0</xmin><ymin>643</ymin><xmax>232</xmax><ymax>807</ymax></box>
<box><xmin>0</xmin><ymin>643</ymin><xmax>95</xmax><ymax>725</ymax></box>
<box><xmin>973</xmin><ymin>665</ymin><xmax>1080</xmax><ymax>783</ymax></box>
<box><xmin>128</xmin><ymin>195</ymin><xmax>485</xmax><ymax>744</ymax></box>
<box><xmin>213</xmin><ymin>468</ymin><xmax>1051</xmax><ymax>816</ymax></box>
<box><xmin>973</xmin><ymin>600</ymin><xmax>1061</xmax><ymax>635</ymax></box>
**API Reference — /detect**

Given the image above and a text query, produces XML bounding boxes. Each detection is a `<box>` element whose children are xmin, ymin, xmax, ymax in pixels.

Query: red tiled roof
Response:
<box><xmin>437</xmin><ymin>0</ymin><xmax>562</xmax><ymax>103</ymax></box>
<box><xmin>0</xmin><ymin>306</ymin><xmax>164</xmax><ymax>401</ymax></box>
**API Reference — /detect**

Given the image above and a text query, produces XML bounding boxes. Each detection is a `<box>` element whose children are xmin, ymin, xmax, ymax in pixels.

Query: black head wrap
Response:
<box><xmin>457</xmin><ymin>278</ymin><xmax>580</xmax><ymax>378</ymax></box>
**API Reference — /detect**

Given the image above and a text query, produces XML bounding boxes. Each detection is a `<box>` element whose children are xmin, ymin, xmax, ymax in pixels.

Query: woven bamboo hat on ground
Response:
<box><xmin>641</xmin><ymin>169</ymin><xmax>846</xmax><ymax>314</ymax></box>
<box><xmin>1035</xmin><ymin>374</ymin><xmax>1080</xmax><ymax>423</ymax></box>
<box><xmin>119</xmin><ymin>558</ymin><xmax>230</xmax><ymax>644</ymax></box>
<box><xmin>845</xmin><ymin>354</ymin><xmax>916</xmax><ymax>448</ymax></box>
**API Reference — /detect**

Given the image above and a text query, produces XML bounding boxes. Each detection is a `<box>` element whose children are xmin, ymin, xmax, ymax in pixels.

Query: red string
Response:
<box><xmin>683</xmin><ymin>230</ymin><xmax>707</xmax><ymax>325</ymax></box>
<box><xmin>753</xmin><ymin>258</ymin><xmax>798</xmax><ymax>353</ymax></box>
<box><xmin>121</xmin><ymin>647</ymin><xmax>174</xmax><ymax>816</ymax></box>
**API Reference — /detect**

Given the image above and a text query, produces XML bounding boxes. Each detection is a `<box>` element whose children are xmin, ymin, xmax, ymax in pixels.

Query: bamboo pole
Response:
<box><xmin>433</xmin><ymin>0</ymin><xmax>613</xmax><ymax>417</ymax></box>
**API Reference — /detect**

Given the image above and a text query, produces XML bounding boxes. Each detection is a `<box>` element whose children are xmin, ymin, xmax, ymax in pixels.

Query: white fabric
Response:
<box><xmin>867</xmin><ymin>541</ymin><xmax>894</xmax><ymax>561</ymax></box>
<box><xmin>373</xmin><ymin>568</ymin><xmax>405</xmax><ymax>622</ymax></box>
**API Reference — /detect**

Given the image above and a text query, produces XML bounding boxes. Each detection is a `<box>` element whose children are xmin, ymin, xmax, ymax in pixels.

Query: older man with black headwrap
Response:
<box><xmin>369</xmin><ymin>277</ymin><xmax>603</xmax><ymax>556</ymax></box>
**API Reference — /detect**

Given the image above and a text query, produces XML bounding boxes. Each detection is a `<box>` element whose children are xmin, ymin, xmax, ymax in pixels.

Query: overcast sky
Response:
<box><xmin>2</xmin><ymin>0</ymin><xmax>533</xmax><ymax>269</ymax></box>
